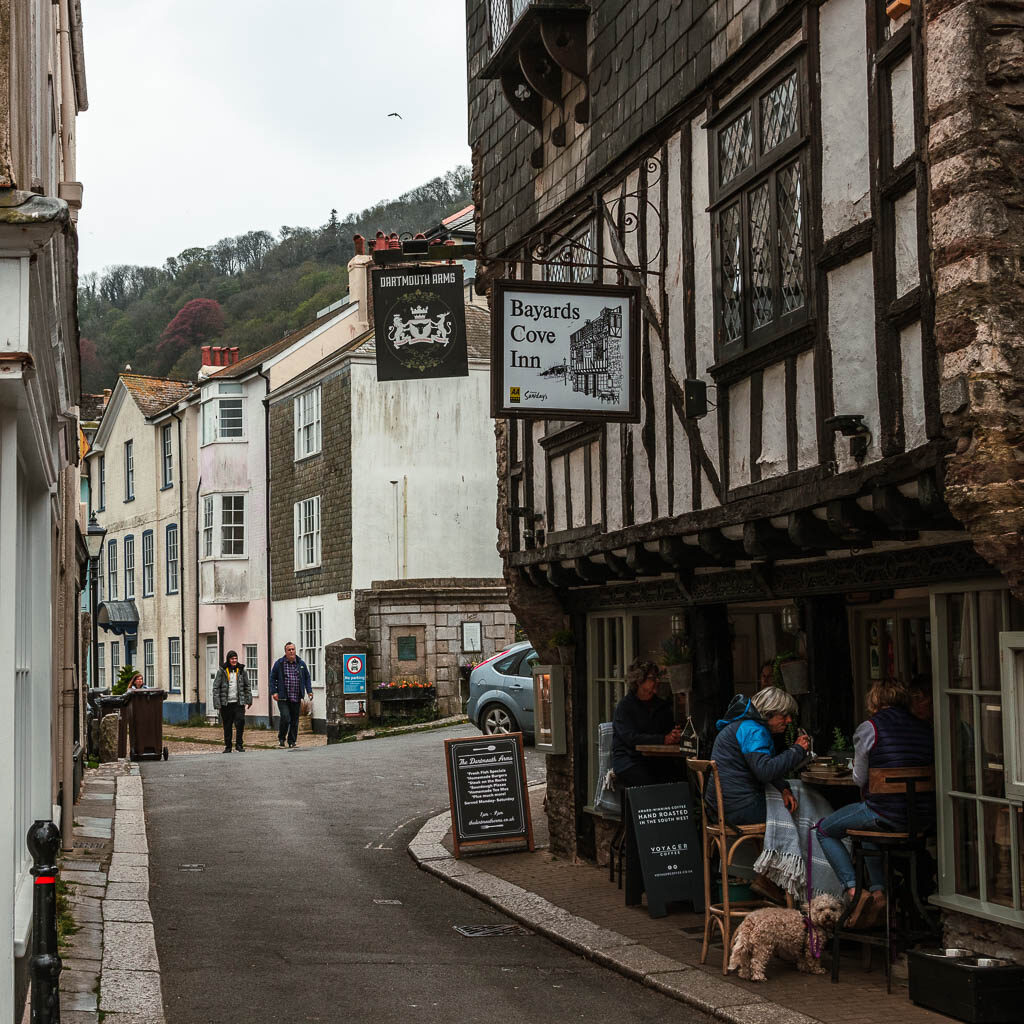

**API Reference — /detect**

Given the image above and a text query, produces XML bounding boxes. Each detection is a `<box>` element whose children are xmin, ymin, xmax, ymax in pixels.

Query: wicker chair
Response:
<box><xmin>687</xmin><ymin>758</ymin><xmax>773</xmax><ymax>974</ymax></box>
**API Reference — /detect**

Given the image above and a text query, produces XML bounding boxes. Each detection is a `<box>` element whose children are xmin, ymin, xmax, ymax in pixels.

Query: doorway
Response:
<box><xmin>205</xmin><ymin>638</ymin><xmax>219</xmax><ymax>717</ymax></box>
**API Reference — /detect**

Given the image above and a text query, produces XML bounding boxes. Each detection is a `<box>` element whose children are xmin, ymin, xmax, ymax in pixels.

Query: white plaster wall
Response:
<box><xmin>349</xmin><ymin>360</ymin><xmax>502</xmax><ymax>587</ymax></box>
<box><xmin>796</xmin><ymin>350</ymin><xmax>818</xmax><ymax>469</ymax></box>
<box><xmin>900</xmin><ymin>321</ymin><xmax>928</xmax><ymax>451</ymax></box>
<box><xmin>692</xmin><ymin>116</ymin><xmax>720</xmax><ymax>507</ymax></box>
<box><xmin>271</xmin><ymin>595</ymin><xmax>353</xmax><ymax>721</ymax></box>
<box><xmin>828</xmin><ymin>254</ymin><xmax>881</xmax><ymax>469</ymax></box>
<box><xmin>267</xmin><ymin>305</ymin><xmax>362</xmax><ymax>391</ymax></box>
<box><xmin>890</xmin><ymin>54</ymin><xmax>915</xmax><ymax>167</ymax></box>
<box><xmin>568</xmin><ymin>446</ymin><xmax>587</xmax><ymax>528</ymax></box>
<box><xmin>758</xmin><ymin>361</ymin><xmax>788</xmax><ymax>478</ymax></box>
<box><xmin>728</xmin><ymin>377</ymin><xmax>752</xmax><ymax>489</ymax></box>
<box><xmin>605</xmin><ymin>424</ymin><xmax>623</xmax><ymax>532</ymax></box>
<box><xmin>550</xmin><ymin>453</ymin><xmax>568</xmax><ymax>532</ymax></box>
<box><xmin>894</xmin><ymin>189</ymin><xmax>920</xmax><ymax>298</ymax></box>
<box><xmin>590</xmin><ymin>439</ymin><xmax>602</xmax><ymax>524</ymax></box>
<box><xmin>819</xmin><ymin>0</ymin><xmax>871</xmax><ymax>239</ymax></box>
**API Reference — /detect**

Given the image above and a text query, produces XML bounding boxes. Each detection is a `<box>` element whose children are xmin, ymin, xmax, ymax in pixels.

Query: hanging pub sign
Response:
<box><xmin>372</xmin><ymin>264</ymin><xmax>468</xmax><ymax>381</ymax></box>
<box><xmin>491</xmin><ymin>278</ymin><xmax>641</xmax><ymax>422</ymax></box>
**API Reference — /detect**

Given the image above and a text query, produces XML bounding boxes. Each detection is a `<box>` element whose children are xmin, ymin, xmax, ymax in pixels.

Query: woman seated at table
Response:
<box><xmin>708</xmin><ymin>687</ymin><xmax>811</xmax><ymax>825</ymax></box>
<box><xmin>815</xmin><ymin>678</ymin><xmax>934</xmax><ymax>928</ymax></box>
<box><xmin>611</xmin><ymin>661</ymin><xmax>681</xmax><ymax>788</ymax></box>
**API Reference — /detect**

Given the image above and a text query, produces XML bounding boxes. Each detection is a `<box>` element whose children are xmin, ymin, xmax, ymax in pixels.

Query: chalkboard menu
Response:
<box><xmin>444</xmin><ymin>734</ymin><xmax>534</xmax><ymax>858</ymax></box>
<box><xmin>624</xmin><ymin>782</ymin><xmax>703</xmax><ymax>918</ymax></box>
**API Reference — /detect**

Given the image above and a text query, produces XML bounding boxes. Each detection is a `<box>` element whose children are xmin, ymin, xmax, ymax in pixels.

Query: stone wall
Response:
<box><xmin>943</xmin><ymin>910</ymin><xmax>1024</xmax><ymax>962</ymax></box>
<box><xmin>926</xmin><ymin>0</ymin><xmax>1024</xmax><ymax>598</ymax></box>
<box><xmin>268</xmin><ymin>367</ymin><xmax>352</xmax><ymax>602</ymax></box>
<box><xmin>354</xmin><ymin>578</ymin><xmax>517</xmax><ymax>717</ymax></box>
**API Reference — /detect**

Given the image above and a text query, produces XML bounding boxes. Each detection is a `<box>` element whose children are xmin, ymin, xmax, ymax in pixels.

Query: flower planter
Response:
<box><xmin>373</xmin><ymin>686</ymin><xmax>436</xmax><ymax>702</ymax></box>
<box><xmin>779</xmin><ymin>659</ymin><xmax>809</xmax><ymax>694</ymax></box>
<box><xmin>666</xmin><ymin>663</ymin><xmax>693</xmax><ymax>693</ymax></box>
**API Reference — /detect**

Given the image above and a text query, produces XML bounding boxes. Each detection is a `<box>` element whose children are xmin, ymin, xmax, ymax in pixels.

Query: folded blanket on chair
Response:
<box><xmin>753</xmin><ymin>780</ymin><xmax>846</xmax><ymax>899</ymax></box>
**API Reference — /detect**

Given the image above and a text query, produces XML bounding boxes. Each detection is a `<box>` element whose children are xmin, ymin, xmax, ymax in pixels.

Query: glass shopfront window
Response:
<box><xmin>932</xmin><ymin>583</ymin><xmax>1024</xmax><ymax>925</ymax></box>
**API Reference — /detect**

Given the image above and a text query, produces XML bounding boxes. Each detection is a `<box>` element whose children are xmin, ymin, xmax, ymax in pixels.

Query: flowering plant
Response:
<box><xmin>377</xmin><ymin>679</ymin><xmax>434</xmax><ymax>689</ymax></box>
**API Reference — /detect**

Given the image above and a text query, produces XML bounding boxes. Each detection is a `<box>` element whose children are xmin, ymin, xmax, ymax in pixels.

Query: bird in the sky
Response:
<box><xmin>387</xmin><ymin>112</ymin><xmax>402</xmax><ymax>119</ymax></box>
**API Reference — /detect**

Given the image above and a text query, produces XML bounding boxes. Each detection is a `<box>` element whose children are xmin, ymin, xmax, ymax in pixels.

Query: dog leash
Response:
<box><xmin>804</xmin><ymin>818</ymin><xmax>825</xmax><ymax>959</ymax></box>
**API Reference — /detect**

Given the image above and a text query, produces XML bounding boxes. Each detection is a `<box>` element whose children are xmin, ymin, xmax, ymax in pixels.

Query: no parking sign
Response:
<box><xmin>343</xmin><ymin>654</ymin><xmax>366</xmax><ymax>695</ymax></box>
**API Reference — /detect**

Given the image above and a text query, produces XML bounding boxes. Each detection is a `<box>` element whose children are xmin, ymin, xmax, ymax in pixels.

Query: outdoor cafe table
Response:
<box><xmin>636</xmin><ymin>744</ymin><xmax>686</xmax><ymax>757</ymax></box>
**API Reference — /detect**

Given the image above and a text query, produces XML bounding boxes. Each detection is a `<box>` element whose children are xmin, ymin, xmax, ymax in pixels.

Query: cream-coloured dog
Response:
<box><xmin>728</xmin><ymin>893</ymin><xmax>844</xmax><ymax>982</ymax></box>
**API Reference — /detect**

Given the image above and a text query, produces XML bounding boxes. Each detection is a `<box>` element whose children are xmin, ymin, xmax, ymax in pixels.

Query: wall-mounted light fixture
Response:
<box><xmin>825</xmin><ymin>414</ymin><xmax>871</xmax><ymax>463</ymax></box>
<box><xmin>781</xmin><ymin>602</ymin><xmax>802</xmax><ymax>635</ymax></box>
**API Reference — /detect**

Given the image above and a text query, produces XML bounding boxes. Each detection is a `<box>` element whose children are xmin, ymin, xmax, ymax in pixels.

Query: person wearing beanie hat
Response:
<box><xmin>212</xmin><ymin>650</ymin><xmax>252</xmax><ymax>752</ymax></box>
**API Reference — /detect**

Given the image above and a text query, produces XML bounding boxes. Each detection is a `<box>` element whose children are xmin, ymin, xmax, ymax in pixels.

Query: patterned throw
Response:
<box><xmin>753</xmin><ymin>780</ymin><xmax>847</xmax><ymax>899</ymax></box>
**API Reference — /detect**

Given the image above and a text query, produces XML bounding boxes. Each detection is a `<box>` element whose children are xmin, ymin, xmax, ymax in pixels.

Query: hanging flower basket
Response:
<box><xmin>666</xmin><ymin>663</ymin><xmax>693</xmax><ymax>693</ymax></box>
<box><xmin>779</xmin><ymin>659</ymin><xmax>809</xmax><ymax>694</ymax></box>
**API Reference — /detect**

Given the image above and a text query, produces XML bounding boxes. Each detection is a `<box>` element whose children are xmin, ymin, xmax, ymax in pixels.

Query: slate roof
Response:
<box><xmin>209</xmin><ymin>302</ymin><xmax>355</xmax><ymax>380</ymax></box>
<box><xmin>79</xmin><ymin>392</ymin><xmax>107</xmax><ymax>424</ymax></box>
<box><xmin>120</xmin><ymin>374</ymin><xmax>194</xmax><ymax>418</ymax></box>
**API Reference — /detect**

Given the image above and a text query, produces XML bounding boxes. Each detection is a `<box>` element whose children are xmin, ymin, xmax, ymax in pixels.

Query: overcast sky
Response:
<box><xmin>76</xmin><ymin>1</ymin><xmax>472</xmax><ymax>276</ymax></box>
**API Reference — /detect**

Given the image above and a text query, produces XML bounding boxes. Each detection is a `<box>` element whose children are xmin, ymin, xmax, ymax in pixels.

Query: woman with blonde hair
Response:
<box><xmin>815</xmin><ymin>678</ymin><xmax>934</xmax><ymax>928</ymax></box>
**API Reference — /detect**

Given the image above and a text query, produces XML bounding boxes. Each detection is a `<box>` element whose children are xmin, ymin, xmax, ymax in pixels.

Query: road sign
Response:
<box><xmin>343</xmin><ymin>654</ymin><xmax>366</xmax><ymax>696</ymax></box>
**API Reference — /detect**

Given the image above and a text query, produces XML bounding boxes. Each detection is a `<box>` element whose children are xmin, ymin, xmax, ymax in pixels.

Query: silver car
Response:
<box><xmin>466</xmin><ymin>640</ymin><xmax>538</xmax><ymax>740</ymax></box>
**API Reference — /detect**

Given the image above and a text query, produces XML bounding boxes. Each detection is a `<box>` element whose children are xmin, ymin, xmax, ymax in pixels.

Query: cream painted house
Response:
<box><xmin>85</xmin><ymin>376</ymin><xmax>199</xmax><ymax>721</ymax></box>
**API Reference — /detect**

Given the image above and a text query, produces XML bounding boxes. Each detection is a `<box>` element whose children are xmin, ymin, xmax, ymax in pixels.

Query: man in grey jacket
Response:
<box><xmin>213</xmin><ymin>650</ymin><xmax>253</xmax><ymax>752</ymax></box>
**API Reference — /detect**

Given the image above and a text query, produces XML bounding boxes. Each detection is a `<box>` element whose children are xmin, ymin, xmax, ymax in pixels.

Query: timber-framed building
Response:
<box><xmin>468</xmin><ymin>0</ymin><xmax>1024</xmax><ymax>955</ymax></box>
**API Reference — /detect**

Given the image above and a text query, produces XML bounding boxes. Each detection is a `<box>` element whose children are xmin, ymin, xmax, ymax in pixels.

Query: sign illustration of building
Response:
<box><xmin>569</xmin><ymin>307</ymin><xmax>623</xmax><ymax>402</ymax></box>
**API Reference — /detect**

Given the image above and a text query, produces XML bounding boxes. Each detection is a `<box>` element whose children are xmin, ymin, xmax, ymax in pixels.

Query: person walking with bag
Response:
<box><xmin>213</xmin><ymin>650</ymin><xmax>252</xmax><ymax>753</ymax></box>
<box><xmin>270</xmin><ymin>642</ymin><xmax>312</xmax><ymax>749</ymax></box>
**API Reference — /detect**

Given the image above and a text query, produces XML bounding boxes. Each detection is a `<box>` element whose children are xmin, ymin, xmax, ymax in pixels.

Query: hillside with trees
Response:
<box><xmin>79</xmin><ymin>167</ymin><xmax>472</xmax><ymax>391</ymax></box>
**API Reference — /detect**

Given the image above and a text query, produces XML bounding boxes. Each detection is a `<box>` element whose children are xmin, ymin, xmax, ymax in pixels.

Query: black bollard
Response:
<box><xmin>26</xmin><ymin>820</ymin><xmax>62</xmax><ymax>1024</ymax></box>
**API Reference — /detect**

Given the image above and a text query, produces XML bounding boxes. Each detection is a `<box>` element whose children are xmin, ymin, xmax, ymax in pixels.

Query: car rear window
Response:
<box><xmin>492</xmin><ymin>652</ymin><xmax>521</xmax><ymax>675</ymax></box>
<box><xmin>517</xmin><ymin>649</ymin><xmax>539</xmax><ymax>675</ymax></box>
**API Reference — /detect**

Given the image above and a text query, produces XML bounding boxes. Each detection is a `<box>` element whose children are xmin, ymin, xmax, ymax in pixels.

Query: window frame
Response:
<box><xmin>168</xmin><ymin>636</ymin><xmax>182</xmax><ymax>693</ymax></box>
<box><xmin>161</xmin><ymin>423</ymin><xmax>174</xmax><ymax>489</ymax></box>
<box><xmin>124</xmin><ymin>439</ymin><xmax>135</xmax><ymax>501</ymax></box>
<box><xmin>244</xmin><ymin>644</ymin><xmax>259</xmax><ymax>695</ymax></box>
<box><xmin>124</xmin><ymin>534</ymin><xmax>135</xmax><ymax>600</ymax></box>
<box><xmin>219</xmin><ymin>493</ymin><xmax>246</xmax><ymax>558</ymax></box>
<box><xmin>541</xmin><ymin>217</ymin><xmax>599</xmax><ymax>286</ymax></box>
<box><xmin>930</xmin><ymin>582</ymin><xmax>1024</xmax><ymax>928</ymax></box>
<box><xmin>298</xmin><ymin>609</ymin><xmax>323</xmax><ymax>688</ymax></box>
<box><xmin>97</xmin><ymin>643</ymin><xmax>105</xmax><ymax>688</ymax></box>
<box><xmin>201</xmin><ymin>383</ymin><xmax>246</xmax><ymax>444</ymax></box>
<box><xmin>141</xmin><ymin>530</ymin><xmax>154</xmax><ymax>597</ymax></box>
<box><xmin>293</xmin><ymin>495</ymin><xmax>322</xmax><ymax>571</ymax></box>
<box><xmin>709</xmin><ymin>54</ymin><xmax>812</xmax><ymax>364</ymax></box>
<box><xmin>143</xmin><ymin>638</ymin><xmax>155</xmax><ymax>687</ymax></box>
<box><xmin>294</xmin><ymin>385</ymin><xmax>323</xmax><ymax>461</ymax></box>
<box><xmin>165</xmin><ymin>523</ymin><xmax>179</xmax><ymax>595</ymax></box>
<box><xmin>111</xmin><ymin>640</ymin><xmax>121</xmax><ymax>684</ymax></box>
<box><xmin>97</xmin><ymin>454</ymin><xmax>106</xmax><ymax>510</ymax></box>
<box><xmin>107</xmin><ymin>538</ymin><xmax>118</xmax><ymax>601</ymax></box>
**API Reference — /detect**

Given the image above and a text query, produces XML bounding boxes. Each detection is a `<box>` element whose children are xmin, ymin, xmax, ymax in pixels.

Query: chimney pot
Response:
<box><xmin>353</xmin><ymin>234</ymin><xmax>365</xmax><ymax>256</ymax></box>
<box><xmin>102</xmin><ymin>388</ymin><xmax>111</xmax><ymax>405</ymax></box>
<box><xmin>201</xmin><ymin>345</ymin><xmax>212</xmax><ymax>365</ymax></box>
<box><xmin>373</xmin><ymin>231</ymin><xmax>387</xmax><ymax>252</ymax></box>
<box><xmin>414</xmin><ymin>232</ymin><xmax>426</xmax><ymax>240</ymax></box>
<box><xmin>215</xmin><ymin>347</ymin><xmax>224</xmax><ymax>366</ymax></box>
<box><xmin>387</xmin><ymin>234</ymin><xmax>401</xmax><ymax>251</ymax></box>
<box><xmin>230</xmin><ymin>346</ymin><xmax>240</xmax><ymax>363</ymax></box>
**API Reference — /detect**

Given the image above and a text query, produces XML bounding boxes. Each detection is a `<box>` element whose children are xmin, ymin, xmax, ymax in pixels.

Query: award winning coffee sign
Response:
<box><xmin>372</xmin><ymin>264</ymin><xmax>468</xmax><ymax>381</ymax></box>
<box><xmin>491</xmin><ymin>278</ymin><xmax>640</xmax><ymax>422</ymax></box>
<box><xmin>444</xmin><ymin>734</ymin><xmax>534</xmax><ymax>858</ymax></box>
<box><xmin>624</xmin><ymin>782</ymin><xmax>704</xmax><ymax>918</ymax></box>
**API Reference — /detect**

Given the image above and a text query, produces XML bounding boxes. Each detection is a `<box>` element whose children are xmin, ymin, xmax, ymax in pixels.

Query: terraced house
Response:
<box><xmin>469</xmin><ymin>0</ymin><xmax>1024</xmax><ymax>960</ymax></box>
<box><xmin>85</xmin><ymin>375</ymin><xmax>198</xmax><ymax>720</ymax></box>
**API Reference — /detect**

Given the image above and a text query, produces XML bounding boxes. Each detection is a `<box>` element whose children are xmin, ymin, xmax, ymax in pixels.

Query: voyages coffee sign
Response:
<box><xmin>491</xmin><ymin>279</ymin><xmax>640</xmax><ymax>421</ymax></box>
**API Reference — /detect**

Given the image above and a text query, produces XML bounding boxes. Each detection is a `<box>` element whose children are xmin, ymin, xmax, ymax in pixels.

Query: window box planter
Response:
<box><xmin>372</xmin><ymin>686</ymin><xmax>436</xmax><ymax>702</ymax></box>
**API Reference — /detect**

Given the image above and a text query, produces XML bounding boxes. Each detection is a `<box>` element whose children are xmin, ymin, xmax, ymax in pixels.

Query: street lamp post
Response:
<box><xmin>85</xmin><ymin>513</ymin><xmax>107</xmax><ymax>758</ymax></box>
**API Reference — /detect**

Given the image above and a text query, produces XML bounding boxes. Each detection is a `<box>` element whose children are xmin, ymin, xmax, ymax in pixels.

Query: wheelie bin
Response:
<box><xmin>124</xmin><ymin>689</ymin><xmax>169</xmax><ymax>761</ymax></box>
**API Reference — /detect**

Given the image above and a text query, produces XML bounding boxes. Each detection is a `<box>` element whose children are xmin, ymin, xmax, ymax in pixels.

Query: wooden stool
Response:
<box><xmin>687</xmin><ymin>758</ymin><xmax>771</xmax><ymax>974</ymax></box>
<box><xmin>830</xmin><ymin>766</ymin><xmax>938</xmax><ymax>992</ymax></box>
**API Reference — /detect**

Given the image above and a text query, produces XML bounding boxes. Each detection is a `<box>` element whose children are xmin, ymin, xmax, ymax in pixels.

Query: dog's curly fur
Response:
<box><xmin>728</xmin><ymin>893</ymin><xmax>844</xmax><ymax>982</ymax></box>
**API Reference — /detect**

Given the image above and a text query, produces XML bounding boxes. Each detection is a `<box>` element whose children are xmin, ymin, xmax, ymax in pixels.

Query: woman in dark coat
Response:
<box><xmin>212</xmin><ymin>650</ymin><xmax>252</xmax><ymax>753</ymax></box>
<box><xmin>611</xmin><ymin>661</ymin><xmax>682</xmax><ymax>788</ymax></box>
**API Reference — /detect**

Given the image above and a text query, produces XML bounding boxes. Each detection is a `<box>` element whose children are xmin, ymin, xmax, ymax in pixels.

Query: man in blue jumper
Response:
<box><xmin>270</xmin><ymin>642</ymin><xmax>312</xmax><ymax>749</ymax></box>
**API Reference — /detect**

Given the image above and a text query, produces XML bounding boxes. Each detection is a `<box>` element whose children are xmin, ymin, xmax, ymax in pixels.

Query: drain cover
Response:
<box><xmin>373</xmin><ymin>899</ymin><xmax>402</xmax><ymax>905</ymax></box>
<box><xmin>73</xmin><ymin>840</ymin><xmax>105</xmax><ymax>850</ymax></box>
<box><xmin>178</xmin><ymin>864</ymin><xmax>205</xmax><ymax>872</ymax></box>
<box><xmin>454</xmin><ymin>924</ymin><xmax>530</xmax><ymax>937</ymax></box>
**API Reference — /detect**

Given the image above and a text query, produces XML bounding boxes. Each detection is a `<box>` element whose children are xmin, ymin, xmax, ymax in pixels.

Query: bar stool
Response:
<box><xmin>830</xmin><ymin>766</ymin><xmax>938</xmax><ymax>992</ymax></box>
<box><xmin>688</xmin><ymin>758</ymin><xmax>771</xmax><ymax>974</ymax></box>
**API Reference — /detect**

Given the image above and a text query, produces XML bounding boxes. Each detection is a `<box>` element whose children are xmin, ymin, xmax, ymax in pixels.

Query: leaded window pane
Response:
<box><xmin>719</xmin><ymin>110</ymin><xmax>752</xmax><ymax>186</ymax></box>
<box><xmin>761</xmin><ymin>73</ymin><xmax>799</xmax><ymax>153</ymax></box>
<box><xmin>749</xmin><ymin>183</ymin><xmax>773</xmax><ymax>328</ymax></box>
<box><xmin>777</xmin><ymin>161</ymin><xmax>805</xmax><ymax>314</ymax></box>
<box><xmin>719</xmin><ymin>203</ymin><xmax>743</xmax><ymax>342</ymax></box>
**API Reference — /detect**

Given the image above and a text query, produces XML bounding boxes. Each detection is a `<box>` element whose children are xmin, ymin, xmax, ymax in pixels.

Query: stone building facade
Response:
<box><xmin>354</xmin><ymin>578</ymin><xmax>517</xmax><ymax>716</ymax></box>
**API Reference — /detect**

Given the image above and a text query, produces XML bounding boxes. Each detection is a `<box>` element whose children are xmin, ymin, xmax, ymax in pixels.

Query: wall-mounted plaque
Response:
<box><xmin>490</xmin><ymin>279</ymin><xmax>641</xmax><ymax>422</ymax></box>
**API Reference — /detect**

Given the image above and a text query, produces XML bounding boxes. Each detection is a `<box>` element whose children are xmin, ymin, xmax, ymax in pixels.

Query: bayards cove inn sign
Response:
<box><xmin>491</xmin><ymin>279</ymin><xmax>640</xmax><ymax>422</ymax></box>
<box><xmin>372</xmin><ymin>265</ymin><xmax>468</xmax><ymax>381</ymax></box>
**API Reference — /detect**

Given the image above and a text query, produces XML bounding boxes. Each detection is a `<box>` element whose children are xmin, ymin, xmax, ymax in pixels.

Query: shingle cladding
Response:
<box><xmin>467</xmin><ymin>0</ymin><xmax>795</xmax><ymax>255</ymax></box>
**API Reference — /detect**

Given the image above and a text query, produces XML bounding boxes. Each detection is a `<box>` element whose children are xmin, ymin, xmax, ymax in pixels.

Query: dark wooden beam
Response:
<box><xmin>603</xmin><ymin>551</ymin><xmax>636</xmax><ymax>580</ymax></box>
<box><xmin>743</xmin><ymin>519</ymin><xmax>803</xmax><ymax>560</ymax></box>
<box><xmin>871</xmin><ymin>483</ymin><xmax>924</xmax><ymax>534</ymax></box>
<box><xmin>917</xmin><ymin>469</ymin><xmax>961</xmax><ymax>528</ymax></box>
<box><xmin>674</xmin><ymin>568</ymin><xmax>695</xmax><ymax>603</ymax></box>
<box><xmin>573</xmin><ymin>557</ymin><xmax>611</xmax><ymax>585</ymax></box>
<box><xmin>546</xmin><ymin>562</ymin><xmax>583</xmax><ymax>589</ymax></box>
<box><xmin>659</xmin><ymin>535</ymin><xmax>712</xmax><ymax>570</ymax></box>
<box><xmin>787</xmin><ymin>509</ymin><xmax>837</xmax><ymax>551</ymax></box>
<box><xmin>698</xmin><ymin>528</ymin><xmax>745</xmax><ymax>564</ymax></box>
<box><xmin>524</xmin><ymin>564</ymin><xmax>548</xmax><ymax>588</ymax></box>
<box><xmin>625</xmin><ymin>543</ymin><xmax>663</xmax><ymax>577</ymax></box>
<box><xmin>827</xmin><ymin>499</ymin><xmax>884</xmax><ymax>545</ymax></box>
<box><xmin>749</xmin><ymin>561</ymin><xmax>775</xmax><ymax>597</ymax></box>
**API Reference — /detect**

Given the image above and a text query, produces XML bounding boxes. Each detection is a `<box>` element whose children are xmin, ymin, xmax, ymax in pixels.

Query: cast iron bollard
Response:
<box><xmin>27</xmin><ymin>820</ymin><xmax>62</xmax><ymax>1024</ymax></box>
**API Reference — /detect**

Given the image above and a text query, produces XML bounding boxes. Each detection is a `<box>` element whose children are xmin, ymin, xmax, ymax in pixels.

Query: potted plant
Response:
<box><xmin>773</xmin><ymin>651</ymin><xmax>809</xmax><ymax>694</ymax></box>
<box><xmin>660</xmin><ymin>632</ymin><xmax>693</xmax><ymax>692</ymax></box>
<box><xmin>550</xmin><ymin>629</ymin><xmax>576</xmax><ymax>666</ymax></box>
<box><xmin>828</xmin><ymin>727</ymin><xmax>852</xmax><ymax>764</ymax></box>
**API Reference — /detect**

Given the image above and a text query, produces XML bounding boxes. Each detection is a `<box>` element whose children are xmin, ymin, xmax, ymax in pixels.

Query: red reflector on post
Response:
<box><xmin>34</xmin><ymin>876</ymin><xmax>56</xmax><ymax>885</ymax></box>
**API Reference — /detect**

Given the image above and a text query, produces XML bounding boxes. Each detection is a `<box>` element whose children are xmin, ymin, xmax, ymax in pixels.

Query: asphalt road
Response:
<box><xmin>143</xmin><ymin>724</ymin><xmax>711</xmax><ymax>1024</ymax></box>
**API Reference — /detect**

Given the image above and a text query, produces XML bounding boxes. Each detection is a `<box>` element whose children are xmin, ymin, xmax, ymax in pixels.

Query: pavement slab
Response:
<box><xmin>61</xmin><ymin>991</ymin><xmax>100</xmax><ymax>1012</ymax></box>
<box><xmin>105</xmin><ymin>882</ymin><xmax>149</xmax><ymax>901</ymax></box>
<box><xmin>98</xmin><ymin>969</ymin><xmax>164</xmax><ymax>1015</ymax></box>
<box><xmin>107</xmin><ymin>862</ymin><xmax>149</xmax><ymax>883</ymax></box>
<box><xmin>60</xmin><ymin>969</ymin><xmax>101</xmax><ymax>993</ymax></box>
<box><xmin>103</xmin><ymin>899</ymin><xmax>153</xmax><ymax>923</ymax></box>
<box><xmin>113</xmin><ymin>833</ymin><xmax>149</xmax><ymax>855</ymax></box>
<box><xmin>103</xmin><ymin>922</ymin><xmax>160</xmax><ymax>972</ymax></box>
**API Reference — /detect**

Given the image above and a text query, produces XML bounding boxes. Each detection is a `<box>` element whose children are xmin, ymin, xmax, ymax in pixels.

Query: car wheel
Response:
<box><xmin>481</xmin><ymin>703</ymin><xmax>518</xmax><ymax>735</ymax></box>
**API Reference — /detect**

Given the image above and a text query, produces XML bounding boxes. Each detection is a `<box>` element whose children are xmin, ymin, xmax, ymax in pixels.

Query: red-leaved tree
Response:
<box><xmin>157</xmin><ymin>298</ymin><xmax>225</xmax><ymax>361</ymax></box>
